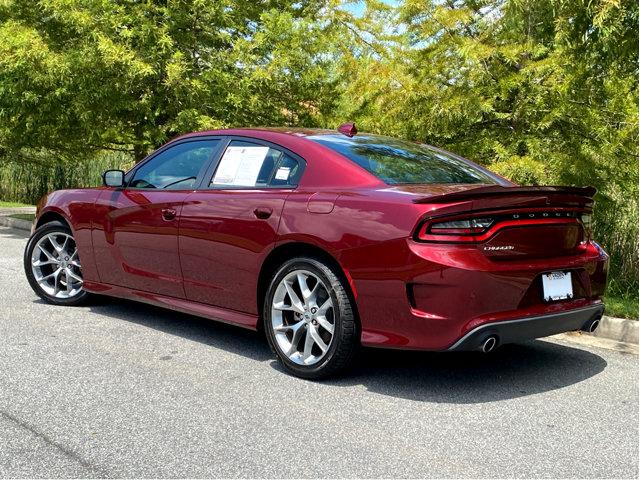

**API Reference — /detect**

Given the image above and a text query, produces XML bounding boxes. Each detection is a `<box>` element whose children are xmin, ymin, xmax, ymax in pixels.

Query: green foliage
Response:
<box><xmin>0</xmin><ymin>200</ymin><xmax>33</xmax><ymax>208</ymax></box>
<box><xmin>0</xmin><ymin>0</ymin><xmax>340</xmax><ymax>161</ymax></box>
<box><xmin>8</xmin><ymin>213</ymin><xmax>35</xmax><ymax>221</ymax></box>
<box><xmin>490</xmin><ymin>156</ymin><xmax>549</xmax><ymax>185</ymax></box>
<box><xmin>604</xmin><ymin>296</ymin><xmax>639</xmax><ymax>321</ymax></box>
<box><xmin>0</xmin><ymin>151</ymin><xmax>132</xmax><ymax>203</ymax></box>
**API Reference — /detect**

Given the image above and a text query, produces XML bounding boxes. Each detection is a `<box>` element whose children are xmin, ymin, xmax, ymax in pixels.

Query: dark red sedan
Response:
<box><xmin>24</xmin><ymin>125</ymin><xmax>608</xmax><ymax>378</ymax></box>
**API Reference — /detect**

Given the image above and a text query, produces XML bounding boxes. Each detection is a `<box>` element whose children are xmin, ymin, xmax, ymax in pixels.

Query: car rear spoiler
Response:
<box><xmin>412</xmin><ymin>185</ymin><xmax>597</xmax><ymax>204</ymax></box>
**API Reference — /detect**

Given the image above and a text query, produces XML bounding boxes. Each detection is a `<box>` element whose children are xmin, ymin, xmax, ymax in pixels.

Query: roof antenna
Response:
<box><xmin>338</xmin><ymin>122</ymin><xmax>357</xmax><ymax>137</ymax></box>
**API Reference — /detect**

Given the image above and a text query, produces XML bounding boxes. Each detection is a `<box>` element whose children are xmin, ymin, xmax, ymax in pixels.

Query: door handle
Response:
<box><xmin>161</xmin><ymin>208</ymin><xmax>177</xmax><ymax>221</ymax></box>
<box><xmin>253</xmin><ymin>207</ymin><xmax>273</xmax><ymax>220</ymax></box>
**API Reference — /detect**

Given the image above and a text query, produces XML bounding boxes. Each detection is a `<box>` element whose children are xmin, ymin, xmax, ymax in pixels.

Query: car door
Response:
<box><xmin>92</xmin><ymin>138</ymin><xmax>223</xmax><ymax>297</ymax></box>
<box><xmin>179</xmin><ymin>138</ymin><xmax>304</xmax><ymax>314</ymax></box>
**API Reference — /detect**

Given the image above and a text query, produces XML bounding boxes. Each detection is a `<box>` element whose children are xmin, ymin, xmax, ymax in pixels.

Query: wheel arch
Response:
<box><xmin>256</xmin><ymin>241</ymin><xmax>360</xmax><ymax>333</ymax></box>
<box><xmin>36</xmin><ymin>209</ymin><xmax>71</xmax><ymax>230</ymax></box>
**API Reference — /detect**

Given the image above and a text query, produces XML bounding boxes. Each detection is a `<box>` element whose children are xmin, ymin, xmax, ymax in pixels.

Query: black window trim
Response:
<box><xmin>200</xmin><ymin>135</ymin><xmax>307</xmax><ymax>191</ymax></box>
<box><xmin>123</xmin><ymin>136</ymin><xmax>226</xmax><ymax>191</ymax></box>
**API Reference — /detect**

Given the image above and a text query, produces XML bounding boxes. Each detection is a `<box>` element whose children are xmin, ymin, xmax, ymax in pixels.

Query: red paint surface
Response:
<box><xmin>178</xmin><ymin>189</ymin><xmax>288</xmax><ymax>313</ymax></box>
<box><xmin>34</xmin><ymin>128</ymin><xmax>609</xmax><ymax>350</ymax></box>
<box><xmin>92</xmin><ymin>189</ymin><xmax>188</xmax><ymax>297</ymax></box>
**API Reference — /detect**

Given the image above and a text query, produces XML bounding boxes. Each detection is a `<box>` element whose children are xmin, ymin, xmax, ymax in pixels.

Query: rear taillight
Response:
<box><xmin>417</xmin><ymin>216</ymin><xmax>495</xmax><ymax>242</ymax></box>
<box><xmin>416</xmin><ymin>210</ymin><xmax>585</xmax><ymax>243</ymax></box>
<box><xmin>428</xmin><ymin>218</ymin><xmax>494</xmax><ymax>235</ymax></box>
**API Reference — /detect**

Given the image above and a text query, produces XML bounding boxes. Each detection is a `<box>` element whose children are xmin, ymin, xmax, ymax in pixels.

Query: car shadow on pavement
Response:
<box><xmin>82</xmin><ymin>297</ymin><xmax>607</xmax><ymax>404</ymax></box>
<box><xmin>84</xmin><ymin>297</ymin><xmax>274</xmax><ymax>362</ymax></box>
<box><xmin>326</xmin><ymin>341</ymin><xmax>607</xmax><ymax>403</ymax></box>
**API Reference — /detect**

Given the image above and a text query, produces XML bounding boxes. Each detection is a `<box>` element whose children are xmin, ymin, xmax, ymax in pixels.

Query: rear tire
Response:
<box><xmin>24</xmin><ymin>221</ymin><xmax>90</xmax><ymax>306</ymax></box>
<box><xmin>264</xmin><ymin>256</ymin><xmax>358</xmax><ymax>379</ymax></box>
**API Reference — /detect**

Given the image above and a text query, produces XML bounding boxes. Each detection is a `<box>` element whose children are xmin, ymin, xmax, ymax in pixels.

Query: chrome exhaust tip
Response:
<box><xmin>480</xmin><ymin>336</ymin><xmax>497</xmax><ymax>353</ymax></box>
<box><xmin>581</xmin><ymin>315</ymin><xmax>602</xmax><ymax>334</ymax></box>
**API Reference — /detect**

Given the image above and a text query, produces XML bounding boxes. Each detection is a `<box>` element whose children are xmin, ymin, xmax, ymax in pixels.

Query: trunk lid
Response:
<box><xmin>412</xmin><ymin>185</ymin><xmax>595</xmax><ymax>259</ymax></box>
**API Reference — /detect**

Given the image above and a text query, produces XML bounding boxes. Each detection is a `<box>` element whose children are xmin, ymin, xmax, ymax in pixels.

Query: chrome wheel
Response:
<box><xmin>271</xmin><ymin>269</ymin><xmax>335</xmax><ymax>366</ymax></box>
<box><xmin>30</xmin><ymin>232</ymin><xmax>83</xmax><ymax>299</ymax></box>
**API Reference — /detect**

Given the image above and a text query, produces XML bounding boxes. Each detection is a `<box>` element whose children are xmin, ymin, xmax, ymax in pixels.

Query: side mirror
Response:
<box><xmin>103</xmin><ymin>169</ymin><xmax>125</xmax><ymax>188</ymax></box>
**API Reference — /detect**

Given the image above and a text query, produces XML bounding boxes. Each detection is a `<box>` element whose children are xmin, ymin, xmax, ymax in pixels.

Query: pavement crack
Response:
<box><xmin>0</xmin><ymin>410</ymin><xmax>110</xmax><ymax>477</ymax></box>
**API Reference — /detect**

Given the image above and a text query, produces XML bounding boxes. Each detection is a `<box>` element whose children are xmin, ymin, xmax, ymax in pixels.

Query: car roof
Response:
<box><xmin>175</xmin><ymin>127</ymin><xmax>338</xmax><ymax>141</ymax></box>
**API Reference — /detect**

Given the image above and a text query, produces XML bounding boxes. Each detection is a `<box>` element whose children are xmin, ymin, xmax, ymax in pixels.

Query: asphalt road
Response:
<box><xmin>1</xmin><ymin>226</ymin><xmax>638</xmax><ymax>478</ymax></box>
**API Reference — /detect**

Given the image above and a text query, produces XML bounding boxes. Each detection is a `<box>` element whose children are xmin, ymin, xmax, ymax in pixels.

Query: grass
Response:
<box><xmin>0</xmin><ymin>200</ymin><xmax>34</xmax><ymax>208</ymax></box>
<box><xmin>604</xmin><ymin>296</ymin><xmax>639</xmax><ymax>320</ymax></box>
<box><xmin>8</xmin><ymin>213</ymin><xmax>35</xmax><ymax>221</ymax></box>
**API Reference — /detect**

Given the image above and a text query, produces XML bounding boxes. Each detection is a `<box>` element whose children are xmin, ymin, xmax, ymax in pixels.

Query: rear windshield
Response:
<box><xmin>308</xmin><ymin>134</ymin><xmax>498</xmax><ymax>185</ymax></box>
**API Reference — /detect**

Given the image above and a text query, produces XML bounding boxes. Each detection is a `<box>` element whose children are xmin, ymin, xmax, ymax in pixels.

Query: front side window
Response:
<box><xmin>308</xmin><ymin>134</ymin><xmax>499</xmax><ymax>185</ymax></box>
<box><xmin>129</xmin><ymin>140</ymin><xmax>220</xmax><ymax>189</ymax></box>
<box><xmin>210</xmin><ymin>140</ymin><xmax>300</xmax><ymax>188</ymax></box>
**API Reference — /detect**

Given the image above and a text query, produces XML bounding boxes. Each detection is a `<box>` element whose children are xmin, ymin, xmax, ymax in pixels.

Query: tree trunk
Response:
<box><xmin>133</xmin><ymin>143</ymin><xmax>146</xmax><ymax>163</ymax></box>
<box><xmin>133</xmin><ymin>124</ymin><xmax>146</xmax><ymax>163</ymax></box>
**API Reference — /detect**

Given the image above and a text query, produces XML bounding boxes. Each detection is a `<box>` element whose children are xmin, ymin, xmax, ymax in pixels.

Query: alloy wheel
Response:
<box><xmin>270</xmin><ymin>269</ymin><xmax>335</xmax><ymax>366</ymax></box>
<box><xmin>31</xmin><ymin>232</ymin><xmax>83</xmax><ymax>299</ymax></box>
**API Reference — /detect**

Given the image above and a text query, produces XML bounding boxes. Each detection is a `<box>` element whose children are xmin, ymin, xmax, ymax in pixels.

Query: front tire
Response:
<box><xmin>264</xmin><ymin>257</ymin><xmax>358</xmax><ymax>379</ymax></box>
<box><xmin>24</xmin><ymin>221</ymin><xmax>89</xmax><ymax>306</ymax></box>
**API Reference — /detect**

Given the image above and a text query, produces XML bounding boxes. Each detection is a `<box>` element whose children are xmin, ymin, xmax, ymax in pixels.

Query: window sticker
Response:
<box><xmin>274</xmin><ymin>166</ymin><xmax>291</xmax><ymax>181</ymax></box>
<box><xmin>213</xmin><ymin>146</ymin><xmax>269</xmax><ymax>186</ymax></box>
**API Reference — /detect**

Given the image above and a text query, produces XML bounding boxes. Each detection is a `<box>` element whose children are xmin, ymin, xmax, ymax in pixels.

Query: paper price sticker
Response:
<box><xmin>213</xmin><ymin>146</ymin><xmax>269</xmax><ymax>186</ymax></box>
<box><xmin>274</xmin><ymin>166</ymin><xmax>290</xmax><ymax>181</ymax></box>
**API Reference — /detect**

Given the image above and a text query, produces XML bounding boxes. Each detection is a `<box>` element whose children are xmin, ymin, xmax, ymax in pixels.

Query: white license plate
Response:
<box><xmin>542</xmin><ymin>271</ymin><xmax>573</xmax><ymax>301</ymax></box>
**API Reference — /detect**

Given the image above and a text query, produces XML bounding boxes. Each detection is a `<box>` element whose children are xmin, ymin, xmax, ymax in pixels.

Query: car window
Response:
<box><xmin>129</xmin><ymin>140</ymin><xmax>220</xmax><ymax>189</ymax></box>
<box><xmin>210</xmin><ymin>140</ymin><xmax>300</xmax><ymax>188</ymax></box>
<box><xmin>308</xmin><ymin>134</ymin><xmax>498</xmax><ymax>185</ymax></box>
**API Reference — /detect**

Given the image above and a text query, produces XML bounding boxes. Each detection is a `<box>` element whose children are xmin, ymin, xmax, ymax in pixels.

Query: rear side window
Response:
<box><xmin>210</xmin><ymin>140</ymin><xmax>300</xmax><ymax>188</ymax></box>
<box><xmin>308</xmin><ymin>134</ymin><xmax>498</xmax><ymax>185</ymax></box>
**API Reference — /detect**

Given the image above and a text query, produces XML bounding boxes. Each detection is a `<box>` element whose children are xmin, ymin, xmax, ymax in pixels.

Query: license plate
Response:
<box><xmin>542</xmin><ymin>271</ymin><xmax>573</xmax><ymax>301</ymax></box>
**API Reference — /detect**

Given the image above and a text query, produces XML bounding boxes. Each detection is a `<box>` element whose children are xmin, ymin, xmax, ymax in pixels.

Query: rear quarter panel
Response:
<box><xmin>277</xmin><ymin>188</ymin><xmax>423</xmax><ymax>339</ymax></box>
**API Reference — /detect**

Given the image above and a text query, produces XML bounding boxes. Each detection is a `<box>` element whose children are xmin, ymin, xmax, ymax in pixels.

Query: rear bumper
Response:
<box><xmin>446</xmin><ymin>304</ymin><xmax>604</xmax><ymax>351</ymax></box>
<box><xmin>352</xmin><ymin>237</ymin><xmax>608</xmax><ymax>350</ymax></box>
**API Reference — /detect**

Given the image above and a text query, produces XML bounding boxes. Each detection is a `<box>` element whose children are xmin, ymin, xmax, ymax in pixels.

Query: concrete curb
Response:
<box><xmin>0</xmin><ymin>206</ymin><xmax>35</xmax><ymax>232</ymax></box>
<box><xmin>589</xmin><ymin>315</ymin><xmax>639</xmax><ymax>344</ymax></box>
<box><xmin>0</xmin><ymin>215</ymin><xmax>32</xmax><ymax>231</ymax></box>
<box><xmin>558</xmin><ymin>315</ymin><xmax>639</xmax><ymax>355</ymax></box>
<box><xmin>0</xmin><ymin>206</ymin><xmax>36</xmax><ymax>213</ymax></box>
